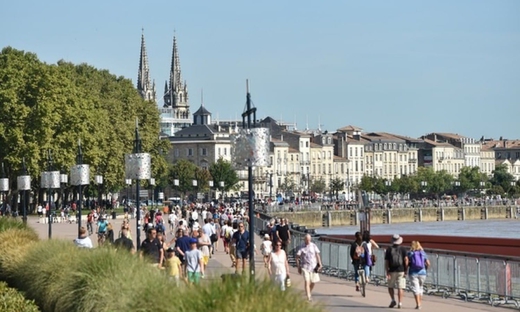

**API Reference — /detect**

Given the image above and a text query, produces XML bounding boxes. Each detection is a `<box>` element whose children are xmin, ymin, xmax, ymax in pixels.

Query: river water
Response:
<box><xmin>316</xmin><ymin>219</ymin><xmax>520</xmax><ymax>239</ymax></box>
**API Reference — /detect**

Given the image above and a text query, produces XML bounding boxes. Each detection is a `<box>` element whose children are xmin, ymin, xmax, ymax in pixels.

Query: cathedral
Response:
<box><xmin>136</xmin><ymin>31</ymin><xmax>191</xmax><ymax>137</ymax></box>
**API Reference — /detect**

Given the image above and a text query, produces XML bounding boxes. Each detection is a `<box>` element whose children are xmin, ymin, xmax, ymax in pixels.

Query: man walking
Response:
<box><xmin>232</xmin><ymin>221</ymin><xmax>250</xmax><ymax>274</ymax></box>
<box><xmin>385</xmin><ymin>234</ymin><xmax>408</xmax><ymax>309</ymax></box>
<box><xmin>296</xmin><ymin>234</ymin><xmax>322</xmax><ymax>302</ymax></box>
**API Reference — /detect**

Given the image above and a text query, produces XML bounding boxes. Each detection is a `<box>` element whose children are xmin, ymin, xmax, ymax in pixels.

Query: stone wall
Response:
<box><xmin>273</xmin><ymin>206</ymin><xmax>517</xmax><ymax>228</ymax></box>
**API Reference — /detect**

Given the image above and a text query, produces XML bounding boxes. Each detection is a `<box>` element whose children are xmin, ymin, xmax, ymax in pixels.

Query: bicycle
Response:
<box><xmin>357</xmin><ymin>266</ymin><xmax>367</xmax><ymax>297</ymax></box>
<box><xmin>97</xmin><ymin>232</ymin><xmax>106</xmax><ymax>245</ymax></box>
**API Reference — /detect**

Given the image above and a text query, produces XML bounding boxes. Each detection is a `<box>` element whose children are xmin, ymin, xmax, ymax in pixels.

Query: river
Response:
<box><xmin>316</xmin><ymin>219</ymin><xmax>520</xmax><ymax>239</ymax></box>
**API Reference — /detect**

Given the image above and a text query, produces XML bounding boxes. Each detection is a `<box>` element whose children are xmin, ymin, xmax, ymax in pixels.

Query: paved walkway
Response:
<box><xmin>28</xmin><ymin>216</ymin><xmax>514</xmax><ymax>311</ymax></box>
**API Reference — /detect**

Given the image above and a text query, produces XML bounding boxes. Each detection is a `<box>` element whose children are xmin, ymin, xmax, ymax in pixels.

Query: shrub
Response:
<box><xmin>0</xmin><ymin>281</ymin><xmax>40</xmax><ymax>312</ymax></box>
<box><xmin>8</xmin><ymin>238</ymin><xmax>325</xmax><ymax>312</ymax></box>
<box><xmin>0</xmin><ymin>217</ymin><xmax>33</xmax><ymax>233</ymax></box>
<box><xmin>0</xmin><ymin>228</ymin><xmax>38</xmax><ymax>280</ymax></box>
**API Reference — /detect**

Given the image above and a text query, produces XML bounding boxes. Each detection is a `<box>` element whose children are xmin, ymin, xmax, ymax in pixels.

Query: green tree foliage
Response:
<box><xmin>489</xmin><ymin>164</ymin><xmax>515</xmax><ymax>194</ymax></box>
<box><xmin>358</xmin><ymin>175</ymin><xmax>374</xmax><ymax>192</ymax></box>
<box><xmin>458</xmin><ymin>166</ymin><xmax>482</xmax><ymax>193</ymax></box>
<box><xmin>279</xmin><ymin>176</ymin><xmax>297</xmax><ymax>194</ymax></box>
<box><xmin>310</xmin><ymin>177</ymin><xmax>326</xmax><ymax>194</ymax></box>
<box><xmin>169</xmin><ymin>159</ymin><xmax>197</xmax><ymax>195</ymax></box>
<box><xmin>208</xmin><ymin>158</ymin><xmax>239</xmax><ymax>192</ymax></box>
<box><xmin>0</xmin><ymin>47</ymin><xmax>168</xmax><ymax>201</ymax></box>
<box><xmin>330</xmin><ymin>177</ymin><xmax>345</xmax><ymax>199</ymax></box>
<box><xmin>194</xmin><ymin>167</ymin><xmax>212</xmax><ymax>192</ymax></box>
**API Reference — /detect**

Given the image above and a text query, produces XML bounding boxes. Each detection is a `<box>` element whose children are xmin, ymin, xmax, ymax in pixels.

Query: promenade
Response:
<box><xmin>28</xmin><ymin>216</ymin><xmax>509</xmax><ymax>312</ymax></box>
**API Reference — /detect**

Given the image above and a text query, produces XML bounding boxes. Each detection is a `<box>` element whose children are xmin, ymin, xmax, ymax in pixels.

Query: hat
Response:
<box><xmin>391</xmin><ymin>234</ymin><xmax>403</xmax><ymax>245</ymax></box>
<box><xmin>189</xmin><ymin>238</ymin><xmax>198</xmax><ymax>244</ymax></box>
<box><xmin>264</xmin><ymin>234</ymin><xmax>270</xmax><ymax>239</ymax></box>
<box><xmin>166</xmin><ymin>247</ymin><xmax>175</xmax><ymax>253</ymax></box>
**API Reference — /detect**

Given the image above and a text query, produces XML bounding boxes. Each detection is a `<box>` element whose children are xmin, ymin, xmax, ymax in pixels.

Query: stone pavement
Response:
<box><xmin>28</xmin><ymin>216</ymin><xmax>512</xmax><ymax>312</ymax></box>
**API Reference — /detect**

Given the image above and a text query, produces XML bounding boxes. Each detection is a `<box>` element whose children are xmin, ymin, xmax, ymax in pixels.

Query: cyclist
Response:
<box><xmin>97</xmin><ymin>215</ymin><xmax>109</xmax><ymax>245</ymax></box>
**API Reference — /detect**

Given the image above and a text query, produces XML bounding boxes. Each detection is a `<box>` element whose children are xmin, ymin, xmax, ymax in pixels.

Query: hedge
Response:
<box><xmin>0</xmin><ymin>281</ymin><xmax>40</xmax><ymax>312</ymax></box>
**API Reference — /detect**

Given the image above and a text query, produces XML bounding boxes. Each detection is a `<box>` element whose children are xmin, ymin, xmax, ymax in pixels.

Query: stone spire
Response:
<box><xmin>163</xmin><ymin>34</ymin><xmax>189</xmax><ymax>119</ymax></box>
<box><xmin>137</xmin><ymin>29</ymin><xmax>156</xmax><ymax>102</ymax></box>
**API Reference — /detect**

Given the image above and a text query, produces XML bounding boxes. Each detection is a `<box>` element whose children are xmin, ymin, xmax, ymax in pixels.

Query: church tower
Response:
<box><xmin>163</xmin><ymin>35</ymin><xmax>190</xmax><ymax>120</ymax></box>
<box><xmin>136</xmin><ymin>30</ymin><xmax>156</xmax><ymax>102</ymax></box>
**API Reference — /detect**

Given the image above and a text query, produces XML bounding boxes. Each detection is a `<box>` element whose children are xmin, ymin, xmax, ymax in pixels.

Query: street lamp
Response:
<box><xmin>60</xmin><ymin>171</ymin><xmax>68</xmax><ymax>211</ymax></box>
<box><xmin>219</xmin><ymin>181</ymin><xmax>225</xmax><ymax>201</ymax></box>
<box><xmin>150</xmin><ymin>178</ymin><xmax>155</xmax><ymax>210</ymax></box>
<box><xmin>192</xmin><ymin>179</ymin><xmax>198</xmax><ymax>202</ymax></box>
<box><xmin>125</xmin><ymin>178</ymin><xmax>132</xmax><ymax>207</ymax></box>
<box><xmin>0</xmin><ymin>163</ymin><xmax>9</xmax><ymax>216</ymax></box>
<box><xmin>125</xmin><ymin>118</ymin><xmax>152</xmax><ymax>249</ymax></box>
<box><xmin>70</xmin><ymin>140</ymin><xmax>89</xmax><ymax>233</ymax></box>
<box><xmin>41</xmin><ymin>150</ymin><xmax>60</xmax><ymax>239</ymax></box>
<box><xmin>266</xmin><ymin>172</ymin><xmax>273</xmax><ymax>201</ymax></box>
<box><xmin>17</xmin><ymin>159</ymin><xmax>31</xmax><ymax>224</ymax></box>
<box><xmin>209</xmin><ymin>180</ymin><xmax>214</xmax><ymax>202</ymax></box>
<box><xmin>95</xmin><ymin>173</ymin><xmax>103</xmax><ymax>210</ymax></box>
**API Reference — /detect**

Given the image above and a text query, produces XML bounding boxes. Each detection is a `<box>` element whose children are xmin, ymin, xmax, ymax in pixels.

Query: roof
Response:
<box><xmin>333</xmin><ymin>155</ymin><xmax>348</xmax><ymax>162</ymax></box>
<box><xmin>193</xmin><ymin>105</ymin><xmax>211</xmax><ymax>116</ymax></box>
<box><xmin>361</xmin><ymin>132</ymin><xmax>406</xmax><ymax>143</ymax></box>
<box><xmin>422</xmin><ymin>138</ymin><xmax>455</xmax><ymax>147</ymax></box>
<box><xmin>288</xmin><ymin>147</ymin><xmax>299</xmax><ymax>153</ymax></box>
<box><xmin>337</xmin><ymin>125</ymin><xmax>363</xmax><ymax>132</ymax></box>
<box><xmin>310</xmin><ymin>142</ymin><xmax>321</xmax><ymax>148</ymax></box>
<box><xmin>380</xmin><ymin>132</ymin><xmax>423</xmax><ymax>143</ymax></box>
<box><xmin>173</xmin><ymin>124</ymin><xmax>215</xmax><ymax>138</ymax></box>
<box><xmin>435</xmin><ymin>133</ymin><xmax>466</xmax><ymax>140</ymax></box>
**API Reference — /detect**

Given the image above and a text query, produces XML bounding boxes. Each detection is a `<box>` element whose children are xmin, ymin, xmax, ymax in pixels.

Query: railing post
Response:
<box><xmin>476</xmin><ymin>259</ymin><xmax>481</xmax><ymax>297</ymax></box>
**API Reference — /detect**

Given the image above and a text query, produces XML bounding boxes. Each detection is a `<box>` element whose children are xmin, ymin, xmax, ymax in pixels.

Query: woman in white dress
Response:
<box><xmin>267</xmin><ymin>240</ymin><xmax>290</xmax><ymax>291</ymax></box>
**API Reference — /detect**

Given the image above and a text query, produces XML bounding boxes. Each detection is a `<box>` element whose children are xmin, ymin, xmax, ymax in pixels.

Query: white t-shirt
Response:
<box><xmin>261</xmin><ymin>240</ymin><xmax>272</xmax><ymax>256</ymax></box>
<box><xmin>191</xmin><ymin>211</ymin><xmax>199</xmax><ymax>220</ymax></box>
<box><xmin>74</xmin><ymin>237</ymin><xmax>93</xmax><ymax>248</ymax></box>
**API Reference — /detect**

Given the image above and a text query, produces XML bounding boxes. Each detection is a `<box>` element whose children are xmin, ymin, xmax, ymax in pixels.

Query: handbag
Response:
<box><xmin>371</xmin><ymin>254</ymin><xmax>377</xmax><ymax>265</ymax></box>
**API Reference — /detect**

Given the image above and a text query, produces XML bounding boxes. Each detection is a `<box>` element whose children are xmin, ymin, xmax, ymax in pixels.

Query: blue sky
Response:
<box><xmin>2</xmin><ymin>1</ymin><xmax>519</xmax><ymax>140</ymax></box>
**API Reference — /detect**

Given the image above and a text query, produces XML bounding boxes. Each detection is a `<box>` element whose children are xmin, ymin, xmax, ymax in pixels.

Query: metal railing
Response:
<box><xmin>253</xmin><ymin>215</ymin><xmax>520</xmax><ymax>309</ymax></box>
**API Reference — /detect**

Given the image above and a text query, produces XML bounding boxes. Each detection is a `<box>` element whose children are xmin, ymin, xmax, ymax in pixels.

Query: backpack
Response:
<box><xmin>409</xmin><ymin>250</ymin><xmax>425</xmax><ymax>271</ymax></box>
<box><xmin>389</xmin><ymin>246</ymin><xmax>404</xmax><ymax>268</ymax></box>
<box><xmin>353</xmin><ymin>243</ymin><xmax>365</xmax><ymax>260</ymax></box>
<box><xmin>363</xmin><ymin>243</ymin><xmax>373</xmax><ymax>266</ymax></box>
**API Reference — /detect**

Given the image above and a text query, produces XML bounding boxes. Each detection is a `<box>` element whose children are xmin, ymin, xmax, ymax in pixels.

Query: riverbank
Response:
<box><xmin>271</xmin><ymin>206</ymin><xmax>519</xmax><ymax>228</ymax></box>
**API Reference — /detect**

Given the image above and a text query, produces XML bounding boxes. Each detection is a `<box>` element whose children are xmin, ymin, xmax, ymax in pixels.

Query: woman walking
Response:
<box><xmin>408</xmin><ymin>241</ymin><xmax>430</xmax><ymax>310</ymax></box>
<box><xmin>267</xmin><ymin>239</ymin><xmax>290</xmax><ymax>291</ymax></box>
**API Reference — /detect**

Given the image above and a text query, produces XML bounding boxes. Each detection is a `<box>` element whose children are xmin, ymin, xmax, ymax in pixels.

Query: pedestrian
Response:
<box><xmin>408</xmin><ymin>241</ymin><xmax>430</xmax><ymax>310</ymax></box>
<box><xmin>268</xmin><ymin>239</ymin><xmax>289</xmax><ymax>291</ymax></box>
<box><xmin>350</xmin><ymin>231</ymin><xmax>365</xmax><ymax>292</ymax></box>
<box><xmin>73</xmin><ymin>227</ymin><xmax>93</xmax><ymax>248</ymax></box>
<box><xmin>232</xmin><ymin>221</ymin><xmax>250</xmax><ymax>274</ymax></box>
<box><xmin>140</xmin><ymin>228</ymin><xmax>164</xmax><ymax>268</ymax></box>
<box><xmin>261</xmin><ymin>233</ymin><xmax>272</xmax><ymax>267</ymax></box>
<box><xmin>362</xmin><ymin>230</ymin><xmax>379</xmax><ymax>283</ymax></box>
<box><xmin>185</xmin><ymin>237</ymin><xmax>204</xmax><ymax>284</ymax></box>
<box><xmin>113</xmin><ymin>228</ymin><xmax>134</xmax><ymax>253</ymax></box>
<box><xmin>385</xmin><ymin>234</ymin><xmax>408</xmax><ymax>309</ymax></box>
<box><xmin>296</xmin><ymin>234</ymin><xmax>322</xmax><ymax>302</ymax></box>
<box><xmin>164</xmin><ymin>247</ymin><xmax>183</xmax><ymax>286</ymax></box>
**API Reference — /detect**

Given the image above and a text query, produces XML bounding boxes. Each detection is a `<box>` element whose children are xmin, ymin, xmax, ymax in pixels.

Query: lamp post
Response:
<box><xmin>41</xmin><ymin>150</ymin><xmax>60</xmax><ymax>239</ymax></box>
<box><xmin>150</xmin><ymin>178</ymin><xmax>155</xmax><ymax>211</ymax></box>
<box><xmin>95</xmin><ymin>172</ymin><xmax>103</xmax><ymax>210</ymax></box>
<box><xmin>70</xmin><ymin>140</ymin><xmax>90</xmax><ymax>234</ymax></box>
<box><xmin>125</xmin><ymin>179</ymin><xmax>132</xmax><ymax>207</ymax></box>
<box><xmin>385</xmin><ymin>180</ymin><xmax>392</xmax><ymax>207</ymax></box>
<box><xmin>219</xmin><ymin>181</ymin><xmax>225</xmax><ymax>202</ymax></box>
<box><xmin>267</xmin><ymin>172</ymin><xmax>273</xmax><ymax>201</ymax></box>
<box><xmin>0</xmin><ymin>163</ymin><xmax>9</xmax><ymax>216</ymax></box>
<box><xmin>60</xmin><ymin>170</ymin><xmax>68</xmax><ymax>211</ymax></box>
<box><xmin>192</xmin><ymin>179</ymin><xmax>198</xmax><ymax>202</ymax></box>
<box><xmin>125</xmin><ymin>118</ymin><xmax>151</xmax><ymax>249</ymax></box>
<box><xmin>17</xmin><ymin>159</ymin><xmax>30</xmax><ymax>224</ymax></box>
<box><xmin>209</xmin><ymin>180</ymin><xmax>214</xmax><ymax>203</ymax></box>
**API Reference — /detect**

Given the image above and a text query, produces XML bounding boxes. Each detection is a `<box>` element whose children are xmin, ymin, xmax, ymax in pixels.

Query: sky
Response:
<box><xmin>2</xmin><ymin>0</ymin><xmax>519</xmax><ymax>140</ymax></box>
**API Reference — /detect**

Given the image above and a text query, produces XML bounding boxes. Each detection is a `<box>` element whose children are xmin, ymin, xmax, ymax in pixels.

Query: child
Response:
<box><xmin>261</xmin><ymin>234</ymin><xmax>273</xmax><ymax>267</ymax></box>
<box><xmin>185</xmin><ymin>238</ymin><xmax>204</xmax><ymax>284</ymax></box>
<box><xmin>164</xmin><ymin>247</ymin><xmax>182</xmax><ymax>286</ymax></box>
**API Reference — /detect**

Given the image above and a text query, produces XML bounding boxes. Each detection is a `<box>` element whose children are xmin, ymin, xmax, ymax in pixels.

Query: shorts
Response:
<box><xmin>236</xmin><ymin>249</ymin><xmax>249</xmax><ymax>259</ymax></box>
<box><xmin>388</xmin><ymin>272</ymin><xmax>406</xmax><ymax>289</ymax></box>
<box><xmin>302</xmin><ymin>269</ymin><xmax>320</xmax><ymax>283</ymax></box>
<box><xmin>203</xmin><ymin>255</ymin><xmax>209</xmax><ymax>265</ymax></box>
<box><xmin>409</xmin><ymin>274</ymin><xmax>426</xmax><ymax>295</ymax></box>
<box><xmin>188</xmin><ymin>271</ymin><xmax>201</xmax><ymax>284</ymax></box>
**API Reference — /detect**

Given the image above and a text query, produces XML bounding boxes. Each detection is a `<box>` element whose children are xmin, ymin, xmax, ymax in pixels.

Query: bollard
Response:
<box><xmin>506</xmin><ymin>206</ymin><xmax>513</xmax><ymax>219</ymax></box>
<box><xmin>386</xmin><ymin>209</ymin><xmax>392</xmax><ymax>224</ymax></box>
<box><xmin>437</xmin><ymin>208</ymin><xmax>444</xmax><ymax>221</ymax></box>
<box><xmin>322</xmin><ymin>213</ymin><xmax>328</xmax><ymax>227</ymax></box>
<box><xmin>351</xmin><ymin>212</ymin><xmax>356</xmax><ymax>225</ymax></box>
<box><xmin>382</xmin><ymin>211</ymin><xmax>387</xmax><ymax>224</ymax></box>
<box><xmin>327</xmin><ymin>211</ymin><xmax>332</xmax><ymax>227</ymax></box>
<box><xmin>457</xmin><ymin>207</ymin><xmax>465</xmax><ymax>221</ymax></box>
<box><xmin>480</xmin><ymin>207</ymin><xmax>488</xmax><ymax>220</ymax></box>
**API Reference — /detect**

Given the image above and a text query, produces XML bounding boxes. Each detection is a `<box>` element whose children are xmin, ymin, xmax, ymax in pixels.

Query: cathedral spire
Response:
<box><xmin>164</xmin><ymin>33</ymin><xmax>189</xmax><ymax>115</ymax></box>
<box><xmin>170</xmin><ymin>36</ymin><xmax>182</xmax><ymax>93</ymax></box>
<box><xmin>137</xmin><ymin>29</ymin><xmax>156</xmax><ymax>102</ymax></box>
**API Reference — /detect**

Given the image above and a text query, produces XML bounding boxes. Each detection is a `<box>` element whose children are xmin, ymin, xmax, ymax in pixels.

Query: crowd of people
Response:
<box><xmin>71</xmin><ymin>202</ymin><xmax>432</xmax><ymax>309</ymax></box>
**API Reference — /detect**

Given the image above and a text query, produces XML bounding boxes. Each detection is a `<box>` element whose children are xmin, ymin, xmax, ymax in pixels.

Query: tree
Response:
<box><xmin>279</xmin><ymin>176</ymin><xmax>297</xmax><ymax>195</ymax></box>
<box><xmin>208</xmin><ymin>158</ymin><xmax>239</xmax><ymax>193</ymax></box>
<box><xmin>0</xmin><ymin>47</ymin><xmax>168</xmax><ymax>207</ymax></box>
<box><xmin>330</xmin><ymin>177</ymin><xmax>345</xmax><ymax>199</ymax></box>
<box><xmin>490</xmin><ymin>164</ymin><xmax>515</xmax><ymax>193</ymax></box>
<box><xmin>358</xmin><ymin>175</ymin><xmax>374</xmax><ymax>192</ymax></box>
<box><xmin>429</xmin><ymin>170</ymin><xmax>453</xmax><ymax>198</ymax></box>
<box><xmin>310</xmin><ymin>177</ymin><xmax>326</xmax><ymax>194</ymax></box>
<box><xmin>194</xmin><ymin>167</ymin><xmax>212</xmax><ymax>193</ymax></box>
<box><xmin>168</xmin><ymin>160</ymin><xmax>197</xmax><ymax>196</ymax></box>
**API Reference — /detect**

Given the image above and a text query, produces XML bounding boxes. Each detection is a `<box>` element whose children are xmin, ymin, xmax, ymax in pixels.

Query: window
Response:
<box><xmin>328</xmin><ymin>164</ymin><xmax>331</xmax><ymax>173</ymax></box>
<box><xmin>355</xmin><ymin>161</ymin><xmax>359</xmax><ymax>172</ymax></box>
<box><xmin>291</xmin><ymin>155</ymin><xmax>293</xmax><ymax>161</ymax></box>
<box><xmin>223</xmin><ymin>148</ymin><xmax>227</xmax><ymax>155</ymax></box>
<box><xmin>218</xmin><ymin>148</ymin><xmax>221</xmax><ymax>156</ymax></box>
<box><xmin>349</xmin><ymin>147</ymin><xmax>353</xmax><ymax>157</ymax></box>
<box><xmin>355</xmin><ymin>147</ymin><xmax>358</xmax><ymax>157</ymax></box>
<box><xmin>341</xmin><ymin>164</ymin><xmax>344</xmax><ymax>173</ymax></box>
<box><xmin>187</xmin><ymin>148</ymin><xmax>193</xmax><ymax>156</ymax></box>
<box><xmin>384</xmin><ymin>143</ymin><xmax>387</xmax><ymax>150</ymax></box>
<box><xmin>328</xmin><ymin>151</ymin><xmax>331</xmax><ymax>159</ymax></box>
<box><xmin>201</xmin><ymin>148</ymin><xmax>207</xmax><ymax>156</ymax></box>
<box><xmin>174</xmin><ymin>149</ymin><xmax>179</xmax><ymax>157</ymax></box>
<box><xmin>306</xmin><ymin>141</ymin><xmax>309</xmax><ymax>148</ymax></box>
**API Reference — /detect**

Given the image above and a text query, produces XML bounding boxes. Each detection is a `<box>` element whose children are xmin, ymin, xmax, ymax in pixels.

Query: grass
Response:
<box><xmin>0</xmin><ymin>281</ymin><xmax>40</xmax><ymax>312</ymax></box>
<box><xmin>0</xmin><ymin>222</ymin><xmax>325</xmax><ymax>312</ymax></box>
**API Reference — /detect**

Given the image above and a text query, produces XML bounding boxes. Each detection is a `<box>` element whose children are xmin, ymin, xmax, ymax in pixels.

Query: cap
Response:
<box><xmin>166</xmin><ymin>247</ymin><xmax>175</xmax><ymax>253</ymax></box>
<box><xmin>189</xmin><ymin>238</ymin><xmax>198</xmax><ymax>244</ymax></box>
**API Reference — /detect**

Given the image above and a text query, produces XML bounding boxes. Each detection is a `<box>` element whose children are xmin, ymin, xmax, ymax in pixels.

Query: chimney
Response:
<box><xmin>281</xmin><ymin>134</ymin><xmax>284</xmax><ymax>142</ymax></box>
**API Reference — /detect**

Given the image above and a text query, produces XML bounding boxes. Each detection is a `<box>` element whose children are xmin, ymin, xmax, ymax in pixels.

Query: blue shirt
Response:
<box><xmin>407</xmin><ymin>250</ymin><xmax>428</xmax><ymax>276</ymax></box>
<box><xmin>233</xmin><ymin>230</ymin><xmax>250</xmax><ymax>251</ymax></box>
<box><xmin>97</xmin><ymin>220</ymin><xmax>108</xmax><ymax>233</ymax></box>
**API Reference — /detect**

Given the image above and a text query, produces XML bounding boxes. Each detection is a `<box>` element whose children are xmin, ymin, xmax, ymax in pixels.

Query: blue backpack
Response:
<box><xmin>410</xmin><ymin>251</ymin><xmax>425</xmax><ymax>271</ymax></box>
